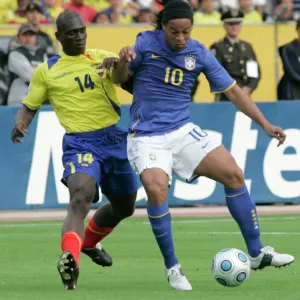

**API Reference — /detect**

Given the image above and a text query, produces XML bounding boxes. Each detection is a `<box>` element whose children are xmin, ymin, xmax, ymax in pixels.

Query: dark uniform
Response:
<box><xmin>210</xmin><ymin>10</ymin><xmax>261</xmax><ymax>101</ymax></box>
<box><xmin>277</xmin><ymin>19</ymin><xmax>300</xmax><ymax>100</ymax></box>
<box><xmin>0</xmin><ymin>50</ymin><xmax>9</xmax><ymax>105</ymax></box>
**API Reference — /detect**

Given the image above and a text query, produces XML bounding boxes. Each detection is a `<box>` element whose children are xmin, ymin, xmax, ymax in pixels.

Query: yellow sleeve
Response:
<box><xmin>193</xmin><ymin>12</ymin><xmax>202</xmax><ymax>24</ymax></box>
<box><xmin>22</xmin><ymin>63</ymin><xmax>48</xmax><ymax>110</ymax></box>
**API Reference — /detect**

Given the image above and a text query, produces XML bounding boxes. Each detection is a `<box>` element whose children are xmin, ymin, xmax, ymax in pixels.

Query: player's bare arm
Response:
<box><xmin>100</xmin><ymin>57</ymin><xmax>120</xmax><ymax>70</ymax></box>
<box><xmin>225</xmin><ymin>84</ymin><xmax>286</xmax><ymax>146</ymax></box>
<box><xmin>111</xmin><ymin>46</ymin><xmax>136</xmax><ymax>84</ymax></box>
<box><xmin>94</xmin><ymin>57</ymin><xmax>119</xmax><ymax>71</ymax></box>
<box><xmin>11</xmin><ymin>106</ymin><xmax>36</xmax><ymax>144</ymax></box>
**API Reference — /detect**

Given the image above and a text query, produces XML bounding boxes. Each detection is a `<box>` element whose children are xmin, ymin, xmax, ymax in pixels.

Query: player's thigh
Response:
<box><xmin>194</xmin><ymin>145</ymin><xmax>245</xmax><ymax>187</ymax></box>
<box><xmin>173</xmin><ymin>126</ymin><xmax>221</xmax><ymax>182</ymax></box>
<box><xmin>127</xmin><ymin>135</ymin><xmax>173</xmax><ymax>183</ymax></box>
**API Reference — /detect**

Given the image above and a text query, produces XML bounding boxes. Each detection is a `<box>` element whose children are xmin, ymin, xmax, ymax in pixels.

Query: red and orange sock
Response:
<box><xmin>61</xmin><ymin>231</ymin><xmax>83</xmax><ymax>266</ymax></box>
<box><xmin>82</xmin><ymin>218</ymin><xmax>115</xmax><ymax>249</ymax></box>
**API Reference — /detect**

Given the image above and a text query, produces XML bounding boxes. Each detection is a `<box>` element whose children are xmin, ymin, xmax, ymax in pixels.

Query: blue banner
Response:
<box><xmin>1</xmin><ymin>102</ymin><xmax>300</xmax><ymax>210</ymax></box>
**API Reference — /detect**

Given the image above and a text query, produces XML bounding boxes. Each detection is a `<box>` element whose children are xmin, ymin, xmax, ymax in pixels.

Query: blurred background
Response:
<box><xmin>0</xmin><ymin>0</ymin><xmax>300</xmax><ymax>105</ymax></box>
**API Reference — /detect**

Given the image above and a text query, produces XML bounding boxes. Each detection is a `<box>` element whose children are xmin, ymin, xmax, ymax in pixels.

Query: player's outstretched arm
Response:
<box><xmin>111</xmin><ymin>46</ymin><xmax>136</xmax><ymax>84</ymax></box>
<box><xmin>11</xmin><ymin>106</ymin><xmax>36</xmax><ymax>144</ymax></box>
<box><xmin>111</xmin><ymin>59</ymin><xmax>130</xmax><ymax>84</ymax></box>
<box><xmin>225</xmin><ymin>84</ymin><xmax>286</xmax><ymax>147</ymax></box>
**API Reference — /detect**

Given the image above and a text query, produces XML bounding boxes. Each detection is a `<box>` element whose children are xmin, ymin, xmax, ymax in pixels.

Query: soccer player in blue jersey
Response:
<box><xmin>11</xmin><ymin>10</ymin><xmax>138</xmax><ymax>290</ymax></box>
<box><xmin>112</xmin><ymin>0</ymin><xmax>294</xmax><ymax>291</ymax></box>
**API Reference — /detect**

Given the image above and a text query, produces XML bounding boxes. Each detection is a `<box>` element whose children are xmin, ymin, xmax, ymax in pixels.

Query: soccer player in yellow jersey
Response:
<box><xmin>11</xmin><ymin>10</ymin><xmax>138</xmax><ymax>290</ymax></box>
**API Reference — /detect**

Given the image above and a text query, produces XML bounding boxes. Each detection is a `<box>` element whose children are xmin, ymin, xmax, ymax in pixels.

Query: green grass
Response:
<box><xmin>0</xmin><ymin>214</ymin><xmax>299</xmax><ymax>300</ymax></box>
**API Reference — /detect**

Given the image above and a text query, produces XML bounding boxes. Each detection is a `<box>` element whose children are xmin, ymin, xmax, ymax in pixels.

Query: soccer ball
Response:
<box><xmin>212</xmin><ymin>248</ymin><xmax>251</xmax><ymax>287</ymax></box>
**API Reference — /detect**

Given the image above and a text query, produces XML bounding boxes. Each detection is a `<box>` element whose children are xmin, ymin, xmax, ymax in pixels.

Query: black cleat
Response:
<box><xmin>57</xmin><ymin>252</ymin><xmax>79</xmax><ymax>290</ymax></box>
<box><xmin>82</xmin><ymin>243</ymin><xmax>113</xmax><ymax>267</ymax></box>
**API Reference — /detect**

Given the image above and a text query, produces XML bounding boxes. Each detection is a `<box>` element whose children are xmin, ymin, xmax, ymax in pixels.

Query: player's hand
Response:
<box><xmin>93</xmin><ymin>57</ymin><xmax>120</xmax><ymax>71</ymax></box>
<box><xmin>11</xmin><ymin>123</ymin><xmax>28</xmax><ymax>144</ymax></box>
<box><xmin>97</xmin><ymin>57</ymin><xmax>120</xmax><ymax>71</ymax></box>
<box><xmin>264</xmin><ymin>123</ymin><xmax>286</xmax><ymax>147</ymax></box>
<box><xmin>119</xmin><ymin>46</ymin><xmax>136</xmax><ymax>63</ymax></box>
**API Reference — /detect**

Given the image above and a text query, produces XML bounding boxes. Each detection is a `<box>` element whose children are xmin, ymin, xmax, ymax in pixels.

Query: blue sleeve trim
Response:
<box><xmin>47</xmin><ymin>55</ymin><xmax>61</xmax><ymax>70</ymax></box>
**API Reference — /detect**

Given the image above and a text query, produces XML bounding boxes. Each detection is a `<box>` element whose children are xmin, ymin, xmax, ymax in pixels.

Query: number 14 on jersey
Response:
<box><xmin>74</xmin><ymin>74</ymin><xmax>95</xmax><ymax>92</ymax></box>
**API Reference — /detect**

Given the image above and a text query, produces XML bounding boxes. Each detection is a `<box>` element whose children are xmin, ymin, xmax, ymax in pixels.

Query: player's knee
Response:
<box><xmin>122</xmin><ymin>203</ymin><xmax>135</xmax><ymax>218</ymax></box>
<box><xmin>223</xmin><ymin>166</ymin><xmax>245</xmax><ymax>189</ymax></box>
<box><xmin>69</xmin><ymin>186</ymin><xmax>94</xmax><ymax>217</ymax></box>
<box><xmin>114</xmin><ymin>204</ymin><xmax>135</xmax><ymax>220</ymax></box>
<box><xmin>144</xmin><ymin>179</ymin><xmax>168</xmax><ymax>204</ymax></box>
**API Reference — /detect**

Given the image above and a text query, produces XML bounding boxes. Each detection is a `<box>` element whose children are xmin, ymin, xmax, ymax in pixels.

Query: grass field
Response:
<box><xmin>0</xmin><ymin>214</ymin><xmax>299</xmax><ymax>300</ymax></box>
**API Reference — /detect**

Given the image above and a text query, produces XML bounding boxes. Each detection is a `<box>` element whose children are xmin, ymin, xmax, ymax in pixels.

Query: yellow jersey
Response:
<box><xmin>243</xmin><ymin>11</ymin><xmax>263</xmax><ymax>23</ymax></box>
<box><xmin>193</xmin><ymin>11</ymin><xmax>222</xmax><ymax>24</ymax></box>
<box><xmin>23</xmin><ymin>49</ymin><xmax>121</xmax><ymax>134</ymax></box>
<box><xmin>47</xmin><ymin>6</ymin><xmax>64</xmax><ymax>21</ymax></box>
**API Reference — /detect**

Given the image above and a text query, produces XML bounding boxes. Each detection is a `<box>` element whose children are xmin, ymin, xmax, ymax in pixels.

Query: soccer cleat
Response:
<box><xmin>166</xmin><ymin>264</ymin><xmax>192</xmax><ymax>291</ymax></box>
<box><xmin>57</xmin><ymin>251</ymin><xmax>79</xmax><ymax>290</ymax></box>
<box><xmin>82</xmin><ymin>243</ymin><xmax>113</xmax><ymax>267</ymax></box>
<box><xmin>248</xmin><ymin>246</ymin><xmax>295</xmax><ymax>270</ymax></box>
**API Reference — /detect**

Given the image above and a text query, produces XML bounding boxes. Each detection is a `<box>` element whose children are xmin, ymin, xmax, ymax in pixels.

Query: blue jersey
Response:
<box><xmin>129</xmin><ymin>30</ymin><xmax>236</xmax><ymax>137</ymax></box>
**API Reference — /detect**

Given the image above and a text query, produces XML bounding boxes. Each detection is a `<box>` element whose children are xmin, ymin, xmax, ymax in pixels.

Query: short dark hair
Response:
<box><xmin>153</xmin><ymin>0</ymin><xmax>194</xmax><ymax>30</ymax></box>
<box><xmin>56</xmin><ymin>10</ymin><xmax>82</xmax><ymax>31</ymax></box>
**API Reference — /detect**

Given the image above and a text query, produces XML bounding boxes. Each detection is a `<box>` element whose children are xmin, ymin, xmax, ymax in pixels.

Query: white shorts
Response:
<box><xmin>127</xmin><ymin>123</ymin><xmax>221</xmax><ymax>184</ymax></box>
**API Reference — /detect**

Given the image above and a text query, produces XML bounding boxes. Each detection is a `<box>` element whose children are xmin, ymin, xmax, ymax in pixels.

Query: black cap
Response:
<box><xmin>221</xmin><ymin>9</ymin><xmax>244</xmax><ymax>23</ymax></box>
<box><xmin>25</xmin><ymin>3</ymin><xmax>43</xmax><ymax>14</ymax></box>
<box><xmin>296</xmin><ymin>18</ymin><xmax>300</xmax><ymax>28</ymax></box>
<box><xmin>18</xmin><ymin>23</ymin><xmax>36</xmax><ymax>35</ymax></box>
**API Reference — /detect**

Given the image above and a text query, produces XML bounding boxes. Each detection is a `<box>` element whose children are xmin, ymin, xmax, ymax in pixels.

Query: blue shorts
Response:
<box><xmin>62</xmin><ymin>125</ymin><xmax>138</xmax><ymax>196</ymax></box>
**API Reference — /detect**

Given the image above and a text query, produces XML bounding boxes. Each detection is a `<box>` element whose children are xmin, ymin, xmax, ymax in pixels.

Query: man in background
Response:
<box><xmin>194</xmin><ymin>0</ymin><xmax>222</xmax><ymax>24</ymax></box>
<box><xmin>239</xmin><ymin>0</ymin><xmax>263</xmax><ymax>22</ymax></box>
<box><xmin>210</xmin><ymin>9</ymin><xmax>261</xmax><ymax>101</ymax></box>
<box><xmin>0</xmin><ymin>50</ymin><xmax>9</xmax><ymax>105</ymax></box>
<box><xmin>25</xmin><ymin>2</ymin><xmax>55</xmax><ymax>55</ymax></box>
<box><xmin>278</xmin><ymin>18</ymin><xmax>300</xmax><ymax>100</ymax></box>
<box><xmin>7</xmin><ymin>23</ymin><xmax>47</xmax><ymax>106</ymax></box>
<box><xmin>64</xmin><ymin>0</ymin><xmax>97</xmax><ymax>23</ymax></box>
<box><xmin>8</xmin><ymin>3</ymin><xmax>56</xmax><ymax>57</ymax></box>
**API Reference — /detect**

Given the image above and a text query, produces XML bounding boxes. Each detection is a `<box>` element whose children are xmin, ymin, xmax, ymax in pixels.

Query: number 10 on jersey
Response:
<box><xmin>164</xmin><ymin>68</ymin><xmax>184</xmax><ymax>86</ymax></box>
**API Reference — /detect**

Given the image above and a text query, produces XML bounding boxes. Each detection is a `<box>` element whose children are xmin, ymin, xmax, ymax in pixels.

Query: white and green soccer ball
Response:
<box><xmin>212</xmin><ymin>248</ymin><xmax>251</xmax><ymax>287</ymax></box>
